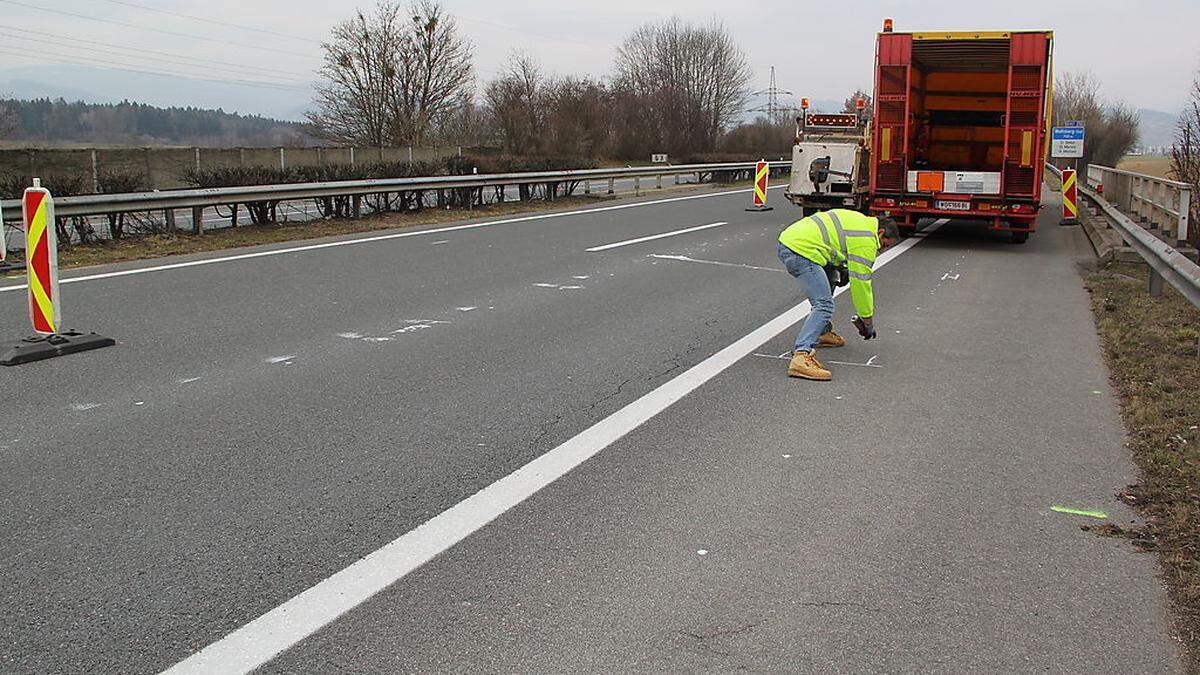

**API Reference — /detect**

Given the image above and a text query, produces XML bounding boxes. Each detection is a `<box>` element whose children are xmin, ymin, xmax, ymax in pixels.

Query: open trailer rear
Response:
<box><xmin>868</xmin><ymin>21</ymin><xmax>1053</xmax><ymax>242</ymax></box>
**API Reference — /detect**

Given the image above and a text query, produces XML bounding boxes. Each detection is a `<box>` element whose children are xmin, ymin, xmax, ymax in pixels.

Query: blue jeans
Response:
<box><xmin>777</xmin><ymin>243</ymin><xmax>834</xmax><ymax>352</ymax></box>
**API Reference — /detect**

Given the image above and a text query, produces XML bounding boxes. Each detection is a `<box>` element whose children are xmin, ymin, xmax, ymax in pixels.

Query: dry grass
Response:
<box><xmin>1119</xmin><ymin>156</ymin><xmax>1175</xmax><ymax>179</ymax></box>
<box><xmin>1084</xmin><ymin>261</ymin><xmax>1200</xmax><ymax>667</ymax></box>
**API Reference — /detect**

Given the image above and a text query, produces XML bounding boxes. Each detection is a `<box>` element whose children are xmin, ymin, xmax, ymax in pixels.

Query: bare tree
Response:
<box><xmin>308</xmin><ymin>1</ymin><xmax>474</xmax><ymax>147</ymax></box>
<box><xmin>613</xmin><ymin>17</ymin><xmax>750</xmax><ymax>156</ymax></box>
<box><xmin>1171</xmin><ymin>74</ymin><xmax>1200</xmax><ymax>235</ymax></box>
<box><xmin>485</xmin><ymin>52</ymin><xmax>546</xmax><ymax>155</ymax></box>
<box><xmin>1053</xmin><ymin>70</ymin><xmax>1138</xmax><ymax>167</ymax></box>
<box><xmin>392</xmin><ymin>1</ymin><xmax>474</xmax><ymax>145</ymax></box>
<box><xmin>842</xmin><ymin>89</ymin><xmax>873</xmax><ymax>122</ymax></box>
<box><xmin>308</xmin><ymin>4</ymin><xmax>404</xmax><ymax>146</ymax></box>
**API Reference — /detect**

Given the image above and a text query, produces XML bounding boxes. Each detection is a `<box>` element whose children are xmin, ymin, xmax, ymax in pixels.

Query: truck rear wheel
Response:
<box><xmin>1010</xmin><ymin>230</ymin><xmax>1029</xmax><ymax>244</ymax></box>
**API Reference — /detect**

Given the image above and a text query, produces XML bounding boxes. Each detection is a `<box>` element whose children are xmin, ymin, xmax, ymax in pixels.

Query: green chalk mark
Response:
<box><xmin>1051</xmin><ymin>505</ymin><xmax>1109</xmax><ymax>519</ymax></box>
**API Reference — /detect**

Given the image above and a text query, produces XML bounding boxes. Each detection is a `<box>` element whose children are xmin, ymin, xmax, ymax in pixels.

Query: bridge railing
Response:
<box><xmin>1084</xmin><ymin>163</ymin><xmax>1192</xmax><ymax>247</ymax></box>
<box><xmin>1049</xmin><ymin>162</ymin><xmax>1200</xmax><ymax>309</ymax></box>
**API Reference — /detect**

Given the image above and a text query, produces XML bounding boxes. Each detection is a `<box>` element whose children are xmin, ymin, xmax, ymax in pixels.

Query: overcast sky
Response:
<box><xmin>2</xmin><ymin>0</ymin><xmax>1197</xmax><ymax>114</ymax></box>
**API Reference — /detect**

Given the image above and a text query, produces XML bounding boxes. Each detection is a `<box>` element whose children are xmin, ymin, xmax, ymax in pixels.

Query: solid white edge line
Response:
<box><xmin>162</xmin><ymin>219</ymin><xmax>943</xmax><ymax>675</ymax></box>
<box><xmin>0</xmin><ymin>185</ymin><xmax>785</xmax><ymax>294</ymax></box>
<box><xmin>585</xmin><ymin>221</ymin><xmax>726</xmax><ymax>252</ymax></box>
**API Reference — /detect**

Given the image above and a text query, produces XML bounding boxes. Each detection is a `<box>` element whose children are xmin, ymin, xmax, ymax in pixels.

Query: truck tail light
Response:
<box><xmin>875</xmin><ymin>197</ymin><xmax>897</xmax><ymax>207</ymax></box>
<box><xmin>883</xmin><ymin>18</ymin><xmax>893</xmax><ymax>32</ymax></box>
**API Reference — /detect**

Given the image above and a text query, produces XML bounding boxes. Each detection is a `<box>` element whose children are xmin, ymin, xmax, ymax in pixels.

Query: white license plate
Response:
<box><xmin>936</xmin><ymin>200</ymin><xmax>971</xmax><ymax>211</ymax></box>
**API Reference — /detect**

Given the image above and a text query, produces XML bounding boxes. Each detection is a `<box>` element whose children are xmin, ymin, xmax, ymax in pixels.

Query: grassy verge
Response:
<box><xmin>1</xmin><ymin>194</ymin><xmax>616</xmax><ymax>274</ymax></box>
<box><xmin>1083</xmin><ymin>261</ymin><xmax>1200</xmax><ymax>666</ymax></box>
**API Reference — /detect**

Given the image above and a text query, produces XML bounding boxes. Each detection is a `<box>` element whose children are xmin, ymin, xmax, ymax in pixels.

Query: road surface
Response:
<box><xmin>0</xmin><ymin>184</ymin><xmax>1180</xmax><ymax>672</ymax></box>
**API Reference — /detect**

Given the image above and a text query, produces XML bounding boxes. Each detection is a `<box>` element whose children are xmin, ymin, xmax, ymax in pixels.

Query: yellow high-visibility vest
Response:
<box><xmin>779</xmin><ymin>209</ymin><xmax>881</xmax><ymax>318</ymax></box>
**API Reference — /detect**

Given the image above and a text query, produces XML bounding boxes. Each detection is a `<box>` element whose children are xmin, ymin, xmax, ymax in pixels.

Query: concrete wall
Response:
<box><xmin>0</xmin><ymin>146</ymin><xmax>465</xmax><ymax>192</ymax></box>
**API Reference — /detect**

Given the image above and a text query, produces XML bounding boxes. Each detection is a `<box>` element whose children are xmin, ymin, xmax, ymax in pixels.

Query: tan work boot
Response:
<box><xmin>788</xmin><ymin>350</ymin><xmax>832</xmax><ymax>381</ymax></box>
<box><xmin>818</xmin><ymin>330</ymin><xmax>846</xmax><ymax>348</ymax></box>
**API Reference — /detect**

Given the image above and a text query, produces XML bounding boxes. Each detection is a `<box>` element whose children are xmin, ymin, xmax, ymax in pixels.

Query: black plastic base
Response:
<box><xmin>0</xmin><ymin>331</ymin><xmax>116</xmax><ymax>366</ymax></box>
<box><xmin>745</xmin><ymin>205</ymin><xmax>775</xmax><ymax>212</ymax></box>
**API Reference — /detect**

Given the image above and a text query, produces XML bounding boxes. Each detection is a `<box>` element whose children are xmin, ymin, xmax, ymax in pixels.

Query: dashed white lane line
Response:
<box><xmin>0</xmin><ymin>187</ymin><xmax>782</xmax><ymax>294</ymax></box>
<box><xmin>585</xmin><ymin>222</ymin><xmax>726</xmax><ymax>252</ymax></box>
<box><xmin>161</xmin><ymin>220</ymin><xmax>939</xmax><ymax>675</ymax></box>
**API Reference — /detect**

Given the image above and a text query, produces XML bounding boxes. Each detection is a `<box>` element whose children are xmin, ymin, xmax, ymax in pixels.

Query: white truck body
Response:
<box><xmin>784</xmin><ymin>110</ymin><xmax>870</xmax><ymax>215</ymax></box>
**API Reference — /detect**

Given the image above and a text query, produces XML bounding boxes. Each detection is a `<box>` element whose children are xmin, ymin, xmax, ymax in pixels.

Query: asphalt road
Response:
<box><xmin>0</xmin><ymin>184</ymin><xmax>1180</xmax><ymax>673</ymax></box>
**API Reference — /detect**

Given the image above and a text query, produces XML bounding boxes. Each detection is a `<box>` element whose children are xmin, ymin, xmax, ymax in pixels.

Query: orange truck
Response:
<box><xmin>868</xmin><ymin>21</ymin><xmax>1054</xmax><ymax>243</ymax></box>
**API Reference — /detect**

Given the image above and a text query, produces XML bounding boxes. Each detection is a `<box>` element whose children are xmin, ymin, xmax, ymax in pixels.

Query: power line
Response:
<box><xmin>0</xmin><ymin>47</ymin><xmax>312</xmax><ymax>93</ymax></box>
<box><xmin>0</xmin><ymin>28</ymin><xmax>313</xmax><ymax>85</ymax></box>
<box><xmin>87</xmin><ymin>0</ymin><xmax>320</xmax><ymax>44</ymax></box>
<box><xmin>0</xmin><ymin>0</ymin><xmax>321</xmax><ymax>61</ymax></box>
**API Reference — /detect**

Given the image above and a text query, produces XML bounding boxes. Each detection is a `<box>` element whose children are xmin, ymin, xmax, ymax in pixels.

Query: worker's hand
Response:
<box><xmin>852</xmin><ymin>315</ymin><xmax>877</xmax><ymax>340</ymax></box>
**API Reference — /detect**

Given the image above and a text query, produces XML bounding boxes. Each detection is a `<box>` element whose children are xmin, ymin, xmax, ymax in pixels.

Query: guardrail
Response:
<box><xmin>0</xmin><ymin>161</ymin><xmax>789</xmax><ymax>233</ymax></box>
<box><xmin>1049</xmin><ymin>162</ymin><xmax>1200</xmax><ymax>309</ymax></box>
<box><xmin>1084</xmin><ymin>163</ymin><xmax>1192</xmax><ymax>247</ymax></box>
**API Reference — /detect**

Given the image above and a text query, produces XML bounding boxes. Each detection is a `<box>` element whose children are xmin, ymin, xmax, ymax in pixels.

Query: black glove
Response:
<box><xmin>852</xmin><ymin>315</ymin><xmax>877</xmax><ymax>340</ymax></box>
<box><xmin>825</xmin><ymin>265</ymin><xmax>850</xmax><ymax>288</ymax></box>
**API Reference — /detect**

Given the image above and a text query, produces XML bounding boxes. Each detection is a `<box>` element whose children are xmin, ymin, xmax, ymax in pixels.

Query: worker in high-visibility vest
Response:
<box><xmin>776</xmin><ymin>210</ymin><xmax>901</xmax><ymax>381</ymax></box>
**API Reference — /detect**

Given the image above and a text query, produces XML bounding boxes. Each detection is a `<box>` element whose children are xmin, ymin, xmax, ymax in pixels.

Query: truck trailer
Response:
<box><xmin>867</xmin><ymin>22</ymin><xmax>1053</xmax><ymax>242</ymax></box>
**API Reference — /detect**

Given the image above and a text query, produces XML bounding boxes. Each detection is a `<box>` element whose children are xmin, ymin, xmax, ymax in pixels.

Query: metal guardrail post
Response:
<box><xmin>165</xmin><ymin>209</ymin><xmax>175</xmax><ymax>232</ymax></box>
<box><xmin>192</xmin><ymin>206</ymin><xmax>204</xmax><ymax>235</ymax></box>
<box><xmin>634</xmin><ymin>176</ymin><xmax>640</xmax><ymax>195</ymax></box>
<box><xmin>1180</xmin><ymin>185</ymin><xmax>1192</xmax><ymax>245</ymax></box>
<box><xmin>656</xmin><ymin>175</ymin><xmax>662</xmax><ymax>190</ymax></box>
<box><xmin>584</xmin><ymin>180</ymin><xmax>590</xmax><ymax>195</ymax></box>
<box><xmin>607</xmin><ymin>177</ymin><xmax>614</xmax><ymax>195</ymax></box>
<box><xmin>1149</xmin><ymin>268</ymin><xmax>1164</xmax><ymax>297</ymax></box>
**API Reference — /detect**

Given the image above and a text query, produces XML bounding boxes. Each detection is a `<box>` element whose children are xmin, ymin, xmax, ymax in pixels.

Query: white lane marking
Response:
<box><xmin>647</xmin><ymin>254</ymin><xmax>783</xmax><ymax>274</ymax></box>
<box><xmin>585</xmin><ymin>222</ymin><xmax>726</xmax><ymax>252</ymax></box>
<box><xmin>266</xmin><ymin>355</ymin><xmax>296</xmax><ymax>364</ymax></box>
<box><xmin>0</xmin><ymin>187</ymin><xmax>782</xmax><ymax>294</ymax></box>
<box><xmin>161</xmin><ymin>221</ymin><xmax>938</xmax><ymax>675</ymax></box>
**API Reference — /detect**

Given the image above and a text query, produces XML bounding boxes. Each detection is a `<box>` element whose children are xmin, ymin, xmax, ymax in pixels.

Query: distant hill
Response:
<box><xmin>0</xmin><ymin>64</ymin><xmax>313</xmax><ymax>121</ymax></box>
<box><xmin>0</xmin><ymin>98</ymin><xmax>314</xmax><ymax>148</ymax></box>
<box><xmin>1137</xmin><ymin>108</ymin><xmax>1178</xmax><ymax>152</ymax></box>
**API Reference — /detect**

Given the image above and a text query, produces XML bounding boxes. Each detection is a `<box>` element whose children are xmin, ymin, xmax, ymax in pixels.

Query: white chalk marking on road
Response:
<box><xmin>866</xmin><ymin>354</ymin><xmax>879</xmax><ymax>367</ymax></box>
<box><xmin>134</xmin><ymin>401</ymin><xmax>145</xmax><ymax>406</ymax></box>
<box><xmin>429</xmin><ymin>240</ymin><xmax>450</xmax><ymax>245</ymax></box>
<box><xmin>337</xmin><ymin>332</ymin><xmax>363</xmax><ymax>340</ymax></box>
<box><xmin>266</xmin><ymin>355</ymin><xmax>296</xmax><ymax>364</ymax></box>
<box><xmin>70</xmin><ymin>403</ymin><xmax>102</xmax><ymax>412</ymax></box>
<box><xmin>572</xmin><ymin>275</ymin><xmax>590</xmax><ymax>280</ymax></box>
<box><xmin>585</xmin><ymin>222</ymin><xmax>726</xmax><ymax>252</ymax></box>
<box><xmin>179</xmin><ymin>377</ymin><xmax>202</xmax><ymax>384</ymax></box>
<box><xmin>647</xmin><ymin>254</ymin><xmax>783</xmax><ymax>274</ymax></box>
<box><xmin>940</xmin><ymin>272</ymin><xmax>960</xmax><ymax>281</ymax></box>
<box><xmin>402</xmin><ymin>319</ymin><xmax>450</xmax><ymax>325</ymax></box>
<box><xmin>782</xmin><ymin>454</ymin><xmax>792</xmax><ymax>459</ymax></box>
<box><xmin>162</xmin><ymin>221</ymin><xmax>939</xmax><ymax>675</ymax></box>
<box><xmin>0</xmin><ymin>187</ymin><xmax>784</xmax><ymax>294</ymax></box>
<box><xmin>825</xmin><ymin>356</ymin><xmax>883</xmax><ymax>369</ymax></box>
<box><xmin>456</xmin><ymin>307</ymin><xmax>477</xmax><ymax>312</ymax></box>
<box><xmin>752</xmin><ymin>352</ymin><xmax>790</xmax><ymax>361</ymax></box>
<box><xmin>558</xmin><ymin>285</ymin><xmax>583</xmax><ymax>290</ymax></box>
<box><xmin>391</xmin><ymin>324</ymin><xmax>432</xmax><ymax>335</ymax></box>
<box><xmin>533</xmin><ymin>283</ymin><xmax>559</xmax><ymax>288</ymax></box>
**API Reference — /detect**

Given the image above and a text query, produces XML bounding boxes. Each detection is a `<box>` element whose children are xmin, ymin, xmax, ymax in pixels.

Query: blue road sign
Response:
<box><xmin>1052</xmin><ymin>126</ymin><xmax>1086</xmax><ymax>141</ymax></box>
